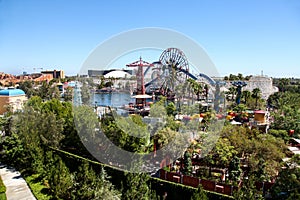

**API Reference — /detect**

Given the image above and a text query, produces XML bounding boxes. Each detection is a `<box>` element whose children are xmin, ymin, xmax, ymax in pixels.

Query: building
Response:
<box><xmin>88</xmin><ymin>69</ymin><xmax>133</xmax><ymax>77</ymax></box>
<box><xmin>0</xmin><ymin>88</ymin><xmax>27</xmax><ymax>114</ymax></box>
<box><xmin>243</xmin><ymin>76</ymin><xmax>278</xmax><ymax>100</ymax></box>
<box><xmin>104</xmin><ymin>70</ymin><xmax>132</xmax><ymax>78</ymax></box>
<box><xmin>250</xmin><ymin>110</ymin><xmax>270</xmax><ymax>133</ymax></box>
<box><xmin>41</xmin><ymin>70</ymin><xmax>65</xmax><ymax>79</ymax></box>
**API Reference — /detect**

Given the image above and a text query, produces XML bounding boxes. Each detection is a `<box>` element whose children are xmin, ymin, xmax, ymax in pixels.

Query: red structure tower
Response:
<box><xmin>126</xmin><ymin>57</ymin><xmax>153</xmax><ymax>106</ymax></box>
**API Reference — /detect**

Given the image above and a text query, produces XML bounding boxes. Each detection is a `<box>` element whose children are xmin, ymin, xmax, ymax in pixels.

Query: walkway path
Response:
<box><xmin>0</xmin><ymin>164</ymin><xmax>36</xmax><ymax>200</ymax></box>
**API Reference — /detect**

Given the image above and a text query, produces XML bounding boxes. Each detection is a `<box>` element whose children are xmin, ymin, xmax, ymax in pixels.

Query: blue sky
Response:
<box><xmin>0</xmin><ymin>0</ymin><xmax>300</xmax><ymax>77</ymax></box>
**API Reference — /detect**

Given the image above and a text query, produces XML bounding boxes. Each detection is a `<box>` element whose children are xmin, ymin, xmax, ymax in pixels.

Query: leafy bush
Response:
<box><xmin>0</xmin><ymin>176</ymin><xmax>6</xmax><ymax>200</ymax></box>
<box><xmin>150</xmin><ymin>177</ymin><xmax>233</xmax><ymax>200</ymax></box>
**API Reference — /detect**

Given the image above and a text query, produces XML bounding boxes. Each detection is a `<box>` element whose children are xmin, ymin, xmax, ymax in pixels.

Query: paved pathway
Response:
<box><xmin>0</xmin><ymin>164</ymin><xmax>36</xmax><ymax>200</ymax></box>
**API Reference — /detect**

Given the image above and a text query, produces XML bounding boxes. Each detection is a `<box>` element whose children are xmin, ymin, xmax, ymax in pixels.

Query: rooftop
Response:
<box><xmin>0</xmin><ymin>88</ymin><xmax>25</xmax><ymax>96</ymax></box>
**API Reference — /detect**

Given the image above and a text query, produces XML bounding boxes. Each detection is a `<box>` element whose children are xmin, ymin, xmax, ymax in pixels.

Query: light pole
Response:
<box><xmin>95</xmin><ymin>101</ymin><xmax>98</xmax><ymax>112</ymax></box>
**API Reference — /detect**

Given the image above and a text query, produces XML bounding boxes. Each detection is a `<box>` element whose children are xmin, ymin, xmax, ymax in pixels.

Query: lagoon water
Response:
<box><xmin>93</xmin><ymin>92</ymin><xmax>134</xmax><ymax>107</ymax></box>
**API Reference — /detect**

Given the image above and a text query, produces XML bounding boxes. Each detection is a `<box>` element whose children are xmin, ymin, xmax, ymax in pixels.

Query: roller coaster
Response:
<box><xmin>144</xmin><ymin>48</ymin><xmax>221</xmax><ymax>98</ymax></box>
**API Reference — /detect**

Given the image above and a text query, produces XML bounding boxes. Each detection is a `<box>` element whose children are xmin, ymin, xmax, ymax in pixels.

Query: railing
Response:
<box><xmin>159</xmin><ymin>169</ymin><xmax>274</xmax><ymax>196</ymax></box>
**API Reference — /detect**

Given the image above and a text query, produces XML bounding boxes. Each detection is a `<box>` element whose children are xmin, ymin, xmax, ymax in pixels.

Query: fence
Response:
<box><xmin>159</xmin><ymin>169</ymin><xmax>274</xmax><ymax>196</ymax></box>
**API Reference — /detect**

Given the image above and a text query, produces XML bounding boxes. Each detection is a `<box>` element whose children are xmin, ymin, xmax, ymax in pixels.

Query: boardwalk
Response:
<box><xmin>0</xmin><ymin>164</ymin><xmax>36</xmax><ymax>200</ymax></box>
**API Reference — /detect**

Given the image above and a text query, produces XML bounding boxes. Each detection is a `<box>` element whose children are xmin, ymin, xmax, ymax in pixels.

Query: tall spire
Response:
<box><xmin>126</xmin><ymin>57</ymin><xmax>153</xmax><ymax>106</ymax></box>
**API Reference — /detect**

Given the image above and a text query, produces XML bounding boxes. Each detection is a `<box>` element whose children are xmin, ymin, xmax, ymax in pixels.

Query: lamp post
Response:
<box><xmin>95</xmin><ymin>101</ymin><xmax>98</xmax><ymax>112</ymax></box>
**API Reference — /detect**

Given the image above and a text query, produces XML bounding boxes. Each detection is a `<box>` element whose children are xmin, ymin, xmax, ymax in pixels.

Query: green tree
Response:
<box><xmin>112</xmin><ymin>114</ymin><xmax>150</xmax><ymax>153</ymax></box>
<box><xmin>187</xmin><ymin>78</ymin><xmax>203</xmax><ymax>101</ymax></box>
<box><xmin>191</xmin><ymin>184</ymin><xmax>208</xmax><ymax>200</ymax></box>
<box><xmin>166</xmin><ymin>102</ymin><xmax>176</xmax><ymax>116</ymax></box>
<box><xmin>233</xmin><ymin>103</ymin><xmax>247</xmax><ymax>113</ymax></box>
<box><xmin>222</xmin><ymin>126</ymin><xmax>285</xmax><ymax>180</ymax></box>
<box><xmin>48</xmin><ymin>85</ymin><xmax>61</xmax><ymax>99</ymax></box>
<box><xmin>73</xmin><ymin>162</ymin><xmax>120</xmax><ymax>199</ymax></box>
<box><xmin>228</xmin><ymin>155</ymin><xmax>242</xmax><ymax>183</ymax></box>
<box><xmin>269</xmin><ymin>92</ymin><xmax>300</xmax><ymax>138</ymax></box>
<box><xmin>270</xmin><ymin>155</ymin><xmax>300</xmax><ymax>199</ymax></box>
<box><xmin>182</xmin><ymin>150</ymin><xmax>192</xmax><ymax>175</ymax></box>
<box><xmin>252</xmin><ymin>88</ymin><xmax>261</xmax><ymax>108</ymax></box>
<box><xmin>47</xmin><ymin>155</ymin><xmax>74</xmax><ymax>199</ymax></box>
<box><xmin>226</xmin><ymin>87</ymin><xmax>236</xmax><ymax>102</ymax></box>
<box><xmin>229</xmin><ymin>74</ymin><xmax>238</xmax><ymax>81</ymax></box>
<box><xmin>204</xmin><ymin>84</ymin><xmax>209</xmax><ymax>100</ymax></box>
<box><xmin>98</xmin><ymin>76</ymin><xmax>106</xmax><ymax>89</ymax></box>
<box><xmin>105</xmin><ymin>81</ymin><xmax>114</xmax><ymax>88</ymax></box>
<box><xmin>64</xmin><ymin>86</ymin><xmax>73</xmax><ymax>102</ymax></box>
<box><xmin>122</xmin><ymin>162</ymin><xmax>153</xmax><ymax>200</ymax></box>
<box><xmin>38</xmin><ymin>81</ymin><xmax>51</xmax><ymax>100</ymax></box>
<box><xmin>234</xmin><ymin>176</ymin><xmax>263</xmax><ymax>200</ymax></box>
<box><xmin>1</xmin><ymin>98</ymin><xmax>75</xmax><ymax>174</ymax></box>
<box><xmin>26</xmin><ymin>96</ymin><xmax>43</xmax><ymax>111</ymax></box>
<box><xmin>1</xmin><ymin>132</ymin><xmax>26</xmax><ymax>168</ymax></box>
<box><xmin>18</xmin><ymin>80</ymin><xmax>36</xmax><ymax>98</ymax></box>
<box><xmin>205</xmin><ymin>137</ymin><xmax>237</xmax><ymax>169</ymax></box>
<box><xmin>272</xmin><ymin>170</ymin><xmax>300</xmax><ymax>199</ymax></box>
<box><xmin>278</xmin><ymin>78</ymin><xmax>290</xmax><ymax>92</ymax></box>
<box><xmin>241</xmin><ymin>90</ymin><xmax>251</xmax><ymax>105</ymax></box>
<box><xmin>255</xmin><ymin>158</ymin><xmax>267</xmax><ymax>182</ymax></box>
<box><xmin>248</xmin><ymin>134</ymin><xmax>285</xmax><ymax>180</ymax></box>
<box><xmin>187</xmin><ymin>78</ymin><xmax>203</xmax><ymax>114</ymax></box>
<box><xmin>268</xmin><ymin>129</ymin><xmax>290</xmax><ymax>143</ymax></box>
<box><xmin>237</xmin><ymin>73</ymin><xmax>244</xmax><ymax>80</ymax></box>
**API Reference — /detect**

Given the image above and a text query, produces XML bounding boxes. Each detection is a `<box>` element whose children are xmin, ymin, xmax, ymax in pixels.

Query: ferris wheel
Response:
<box><xmin>154</xmin><ymin>48</ymin><xmax>190</xmax><ymax>93</ymax></box>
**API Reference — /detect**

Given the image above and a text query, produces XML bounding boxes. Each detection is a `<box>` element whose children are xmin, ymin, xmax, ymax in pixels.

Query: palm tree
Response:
<box><xmin>187</xmin><ymin>79</ymin><xmax>202</xmax><ymax>101</ymax></box>
<box><xmin>237</xmin><ymin>73</ymin><xmax>243</xmax><ymax>80</ymax></box>
<box><xmin>252</xmin><ymin>88</ymin><xmax>261</xmax><ymax>108</ymax></box>
<box><xmin>241</xmin><ymin>90</ymin><xmax>251</xmax><ymax>105</ymax></box>
<box><xmin>226</xmin><ymin>87</ymin><xmax>237</xmax><ymax>102</ymax></box>
<box><xmin>175</xmin><ymin>84</ymin><xmax>184</xmax><ymax>112</ymax></box>
<box><xmin>187</xmin><ymin>78</ymin><xmax>203</xmax><ymax>113</ymax></box>
<box><xmin>278</xmin><ymin>78</ymin><xmax>290</xmax><ymax>92</ymax></box>
<box><xmin>204</xmin><ymin>84</ymin><xmax>209</xmax><ymax>101</ymax></box>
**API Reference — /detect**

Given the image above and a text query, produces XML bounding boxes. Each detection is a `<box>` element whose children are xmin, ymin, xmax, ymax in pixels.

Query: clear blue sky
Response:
<box><xmin>0</xmin><ymin>0</ymin><xmax>299</xmax><ymax>77</ymax></box>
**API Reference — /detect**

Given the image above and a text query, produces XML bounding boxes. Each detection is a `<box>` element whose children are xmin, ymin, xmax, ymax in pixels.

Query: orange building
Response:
<box><xmin>254</xmin><ymin>110</ymin><xmax>267</xmax><ymax>124</ymax></box>
<box><xmin>41</xmin><ymin>70</ymin><xmax>65</xmax><ymax>79</ymax></box>
<box><xmin>252</xmin><ymin>110</ymin><xmax>270</xmax><ymax>133</ymax></box>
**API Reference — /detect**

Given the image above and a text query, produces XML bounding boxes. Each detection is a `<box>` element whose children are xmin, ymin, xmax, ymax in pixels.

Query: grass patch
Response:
<box><xmin>24</xmin><ymin>174</ymin><xmax>52</xmax><ymax>200</ymax></box>
<box><xmin>0</xmin><ymin>176</ymin><xmax>6</xmax><ymax>200</ymax></box>
<box><xmin>0</xmin><ymin>193</ymin><xmax>6</xmax><ymax>200</ymax></box>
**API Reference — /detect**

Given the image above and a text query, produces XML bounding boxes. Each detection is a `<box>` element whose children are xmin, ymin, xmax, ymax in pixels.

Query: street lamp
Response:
<box><xmin>95</xmin><ymin>101</ymin><xmax>98</xmax><ymax>111</ymax></box>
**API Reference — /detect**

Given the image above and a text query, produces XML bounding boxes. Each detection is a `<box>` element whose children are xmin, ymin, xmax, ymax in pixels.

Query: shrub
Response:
<box><xmin>0</xmin><ymin>176</ymin><xmax>6</xmax><ymax>193</ymax></box>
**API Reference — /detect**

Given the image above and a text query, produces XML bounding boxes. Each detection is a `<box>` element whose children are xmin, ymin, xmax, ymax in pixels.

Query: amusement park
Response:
<box><xmin>84</xmin><ymin>47</ymin><xmax>224</xmax><ymax>117</ymax></box>
<box><xmin>1</xmin><ymin>1</ymin><xmax>300</xmax><ymax>199</ymax></box>
<box><xmin>0</xmin><ymin>46</ymin><xmax>297</xmax><ymax>200</ymax></box>
<box><xmin>70</xmin><ymin>47</ymin><xmax>284</xmax><ymax>198</ymax></box>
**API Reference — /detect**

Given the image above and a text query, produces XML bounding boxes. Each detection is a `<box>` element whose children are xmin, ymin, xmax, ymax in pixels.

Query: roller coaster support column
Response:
<box><xmin>231</xmin><ymin>81</ymin><xmax>247</xmax><ymax>105</ymax></box>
